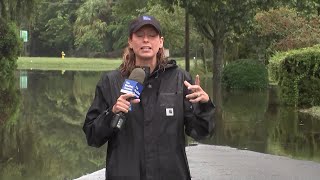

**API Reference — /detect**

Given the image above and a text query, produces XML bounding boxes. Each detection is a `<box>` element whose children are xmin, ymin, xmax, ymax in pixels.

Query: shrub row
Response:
<box><xmin>269</xmin><ymin>45</ymin><xmax>320</xmax><ymax>107</ymax></box>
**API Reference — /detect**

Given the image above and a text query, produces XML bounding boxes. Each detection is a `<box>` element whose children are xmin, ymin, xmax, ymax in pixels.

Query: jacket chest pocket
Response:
<box><xmin>159</xmin><ymin>93</ymin><xmax>179</xmax><ymax>116</ymax></box>
<box><xmin>157</xmin><ymin>92</ymin><xmax>184</xmax><ymax>130</ymax></box>
<box><xmin>156</xmin><ymin>92</ymin><xmax>184</xmax><ymax>148</ymax></box>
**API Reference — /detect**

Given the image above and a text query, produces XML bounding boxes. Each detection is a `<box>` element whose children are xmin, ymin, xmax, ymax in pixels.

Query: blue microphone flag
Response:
<box><xmin>120</xmin><ymin>79</ymin><xmax>144</xmax><ymax>98</ymax></box>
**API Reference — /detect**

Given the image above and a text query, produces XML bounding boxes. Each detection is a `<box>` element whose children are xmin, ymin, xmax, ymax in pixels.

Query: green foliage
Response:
<box><xmin>285</xmin><ymin>0</ymin><xmax>320</xmax><ymax>17</ymax></box>
<box><xmin>74</xmin><ymin>0</ymin><xmax>111</xmax><ymax>53</ymax></box>
<box><xmin>222</xmin><ymin>1</ymin><xmax>320</xmax><ymax>66</ymax></box>
<box><xmin>160</xmin><ymin>0</ymin><xmax>281</xmax><ymax>85</ymax></box>
<box><xmin>222</xmin><ymin>59</ymin><xmax>268</xmax><ymax>90</ymax></box>
<box><xmin>0</xmin><ymin>0</ymin><xmax>38</xmax><ymax>23</ymax></box>
<box><xmin>269</xmin><ymin>45</ymin><xmax>320</xmax><ymax>107</ymax></box>
<box><xmin>0</xmin><ymin>18</ymin><xmax>21</xmax><ymax>79</ymax></box>
<box><xmin>143</xmin><ymin>4</ymin><xmax>185</xmax><ymax>54</ymax></box>
<box><xmin>32</xmin><ymin>0</ymin><xmax>82</xmax><ymax>56</ymax></box>
<box><xmin>40</xmin><ymin>12</ymin><xmax>73</xmax><ymax>50</ymax></box>
<box><xmin>299</xmin><ymin>76</ymin><xmax>320</xmax><ymax>106</ymax></box>
<box><xmin>108</xmin><ymin>0</ymin><xmax>191</xmax><ymax>56</ymax></box>
<box><xmin>106</xmin><ymin>15</ymin><xmax>133</xmax><ymax>50</ymax></box>
<box><xmin>107</xmin><ymin>0</ymin><xmax>148</xmax><ymax>49</ymax></box>
<box><xmin>185</xmin><ymin>0</ymin><xmax>272</xmax><ymax>41</ymax></box>
<box><xmin>255</xmin><ymin>7</ymin><xmax>320</xmax><ymax>52</ymax></box>
<box><xmin>16</xmin><ymin>0</ymin><xmax>319</xmax><ymax>59</ymax></box>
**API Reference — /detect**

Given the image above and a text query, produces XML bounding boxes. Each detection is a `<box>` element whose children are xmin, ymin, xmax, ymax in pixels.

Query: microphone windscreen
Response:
<box><xmin>129</xmin><ymin>68</ymin><xmax>146</xmax><ymax>84</ymax></box>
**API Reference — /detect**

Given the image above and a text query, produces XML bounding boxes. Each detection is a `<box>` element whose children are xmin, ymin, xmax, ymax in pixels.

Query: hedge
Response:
<box><xmin>269</xmin><ymin>45</ymin><xmax>320</xmax><ymax>107</ymax></box>
<box><xmin>222</xmin><ymin>59</ymin><xmax>268</xmax><ymax>90</ymax></box>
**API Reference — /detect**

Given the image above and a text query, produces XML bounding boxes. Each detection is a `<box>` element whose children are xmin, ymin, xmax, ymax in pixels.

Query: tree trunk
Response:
<box><xmin>0</xmin><ymin>0</ymin><xmax>6</xmax><ymax>19</ymax></box>
<box><xmin>0</xmin><ymin>127</ymin><xmax>3</xmax><ymax>158</ymax></box>
<box><xmin>211</xmin><ymin>36</ymin><xmax>224</xmax><ymax>117</ymax></box>
<box><xmin>185</xmin><ymin>6</ymin><xmax>190</xmax><ymax>72</ymax></box>
<box><xmin>200</xmin><ymin>45</ymin><xmax>207</xmax><ymax>73</ymax></box>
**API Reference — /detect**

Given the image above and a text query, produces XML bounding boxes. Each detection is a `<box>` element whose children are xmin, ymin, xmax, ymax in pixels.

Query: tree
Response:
<box><xmin>0</xmin><ymin>18</ymin><xmax>21</xmax><ymax>80</ymax></box>
<box><xmin>0</xmin><ymin>0</ymin><xmax>37</xmax><ymax>78</ymax></box>
<box><xmin>287</xmin><ymin>0</ymin><xmax>320</xmax><ymax>17</ymax></box>
<box><xmin>107</xmin><ymin>0</ymin><xmax>148</xmax><ymax>50</ymax></box>
<box><xmin>0</xmin><ymin>0</ymin><xmax>38</xmax><ymax>24</ymax></box>
<box><xmin>31</xmin><ymin>0</ymin><xmax>83</xmax><ymax>56</ymax></box>
<box><xmin>157</xmin><ymin>0</ymin><xmax>285</xmax><ymax>113</ymax></box>
<box><xmin>0</xmin><ymin>0</ymin><xmax>36</xmax><ymax>81</ymax></box>
<box><xmin>142</xmin><ymin>3</ymin><xmax>185</xmax><ymax>55</ymax></box>
<box><xmin>190</xmin><ymin>0</ymin><xmax>270</xmax><ymax>84</ymax></box>
<box><xmin>255</xmin><ymin>7</ymin><xmax>320</xmax><ymax>52</ymax></box>
<box><xmin>238</xmin><ymin>1</ymin><xmax>320</xmax><ymax>64</ymax></box>
<box><xmin>109</xmin><ymin>0</ymin><xmax>202</xmax><ymax>57</ymax></box>
<box><xmin>74</xmin><ymin>0</ymin><xmax>112</xmax><ymax>55</ymax></box>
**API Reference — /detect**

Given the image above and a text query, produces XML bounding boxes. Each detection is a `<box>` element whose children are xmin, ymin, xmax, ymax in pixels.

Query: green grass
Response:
<box><xmin>18</xmin><ymin>57</ymin><xmax>122</xmax><ymax>71</ymax></box>
<box><xmin>17</xmin><ymin>57</ymin><xmax>213</xmax><ymax>78</ymax></box>
<box><xmin>17</xmin><ymin>56</ymin><xmax>203</xmax><ymax>71</ymax></box>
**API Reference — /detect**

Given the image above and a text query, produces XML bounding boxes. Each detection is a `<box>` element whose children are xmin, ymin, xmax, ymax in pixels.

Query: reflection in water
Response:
<box><xmin>19</xmin><ymin>71</ymin><xmax>28</xmax><ymax>89</ymax></box>
<box><xmin>0</xmin><ymin>71</ymin><xmax>20</xmax><ymax>125</ymax></box>
<box><xmin>0</xmin><ymin>70</ymin><xmax>106</xmax><ymax>180</ymax></box>
<box><xmin>204</xmin><ymin>89</ymin><xmax>269</xmax><ymax>152</ymax></box>
<box><xmin>202</xmin><ymin>86</ymin><xmax>320</xmax><ymax>163</ymax></box>
<box><xmin>0</xmin><ymin>70</ymin><xmax>319</xmax><ymax>180</ymax></box>
<box><xmin>0</xmin><ymin>71</ymin><xmax>21</xmax><ymax>179</ymax></box>
<box><xmin>267</xmin><ymin>109</ymin><xmax>320</xmax><ymax>162</ymax></box>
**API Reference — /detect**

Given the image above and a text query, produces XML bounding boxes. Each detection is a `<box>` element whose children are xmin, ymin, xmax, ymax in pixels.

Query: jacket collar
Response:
<box><xmin>149</xmin><ymin>59</ymin><xmax>177</xmax><ymax>78</ymax></box>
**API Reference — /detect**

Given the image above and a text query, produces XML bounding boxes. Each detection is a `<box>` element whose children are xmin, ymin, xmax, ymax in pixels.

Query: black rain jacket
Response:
<box><xmin>83</xmin><ymin>61</ymin><xmax>215</xmax><ymax>180</ymax></box>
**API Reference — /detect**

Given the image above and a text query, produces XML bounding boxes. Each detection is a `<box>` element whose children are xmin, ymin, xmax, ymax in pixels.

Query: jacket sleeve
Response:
<box><xmin>83</xmin><ymin>75</ymin><xmax>116</xmax><ymax>148</ymax></box>
<box><xmin>183</xmin><ymin>75</ymin><xmax>215</xmax><ymax>140</ymax></box>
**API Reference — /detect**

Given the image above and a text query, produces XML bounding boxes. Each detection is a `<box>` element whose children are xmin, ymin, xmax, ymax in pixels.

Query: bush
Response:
<box><xmin>0</xmin><ymin>18</ymin><xmax>21</xmax><ymax>80</ymax></box>
<box><xmin>222</xmin><ymin>59</ymin><xmax>268</xmax><ymax>90</ymax></box>
<box><xmin>269</xmin><ymin>45</ymin><xmax>320</xmax><ymax>107</ymax></box>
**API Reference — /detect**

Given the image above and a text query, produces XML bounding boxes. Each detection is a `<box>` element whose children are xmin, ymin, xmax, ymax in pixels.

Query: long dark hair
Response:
<box><xmin>119</xmin><ymin>46</ymin><xmax>168</xmax><ymax>77</ymax></box>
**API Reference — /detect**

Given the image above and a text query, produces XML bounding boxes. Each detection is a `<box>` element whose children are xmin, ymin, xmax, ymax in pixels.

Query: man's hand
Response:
<box><xmin>184</xmin><ymin>74</ymin><xmax>210</xmax><ymax>103</ymax></box>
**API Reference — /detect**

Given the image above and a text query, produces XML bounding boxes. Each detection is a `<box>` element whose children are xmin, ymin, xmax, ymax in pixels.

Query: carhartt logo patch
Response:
<box><xmin>166</xmin><ymin>108</ymin><xmax>174</xmax><ymax>116</ymax></box>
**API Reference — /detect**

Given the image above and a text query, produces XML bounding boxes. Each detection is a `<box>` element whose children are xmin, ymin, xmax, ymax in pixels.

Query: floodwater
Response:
<box><xmin>0</xmin><ymin>70</ymin><xmax>319</xmax><ymax>180</ymax></box>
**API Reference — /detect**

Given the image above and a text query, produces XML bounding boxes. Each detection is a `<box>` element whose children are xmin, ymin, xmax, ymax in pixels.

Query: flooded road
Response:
<box><xmin>0</xmin><ymin>70</ymin><xmax>319</xmax><ymax>180</ymax></box>
<box><xmin>75</xmin><ymin>144</ymin><xmax>320</xmax><ymax>180</ymax></box>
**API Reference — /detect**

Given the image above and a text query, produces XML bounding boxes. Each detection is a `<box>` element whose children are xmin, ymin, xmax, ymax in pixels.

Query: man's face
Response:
<box><xmin>129</xmin><ymin>25</ymin><xmax>163</xmax><ymax>62</ymax></box>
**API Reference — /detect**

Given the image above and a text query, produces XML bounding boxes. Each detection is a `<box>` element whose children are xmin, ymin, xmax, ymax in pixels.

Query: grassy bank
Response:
<box><xmin>18</xmin><ymin>57</ymin><xmax>122</xmax><ymax>71</ymax></box>
<box><xmin>17</xmin><ymin>57</ymin><xmax>209</xmax><ymax>74</ymax></box>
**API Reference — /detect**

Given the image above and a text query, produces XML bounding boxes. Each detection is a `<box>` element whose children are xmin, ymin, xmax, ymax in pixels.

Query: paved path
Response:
<box><xmin>75</xmin><ymin>144</ymin><xmax>320</xmax><ymax>180</ymax></box>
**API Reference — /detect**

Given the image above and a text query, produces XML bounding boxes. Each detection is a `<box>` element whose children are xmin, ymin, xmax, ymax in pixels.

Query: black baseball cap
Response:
<box><xmin>129</xmin><ymin>15</ymin><xmax>162</xmax><ymax>35</ymax></box>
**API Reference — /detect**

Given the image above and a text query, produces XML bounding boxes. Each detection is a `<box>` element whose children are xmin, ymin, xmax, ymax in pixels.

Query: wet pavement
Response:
<box><xmin>75</xmin><ymin>144</ymin><xmax>320</xmax><ymax>180</ymax></box>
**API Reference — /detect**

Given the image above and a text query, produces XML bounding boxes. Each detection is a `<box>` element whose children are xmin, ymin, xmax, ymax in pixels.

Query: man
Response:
<box><xmin>83</xmin><ymin>15</ymin><xmax>215</xmax><ymax>180</ymax></box>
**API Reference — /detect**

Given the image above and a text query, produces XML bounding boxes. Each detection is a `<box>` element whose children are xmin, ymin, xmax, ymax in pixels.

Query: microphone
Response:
<box><xmin>111</xmin><ymin>68</ymin><xmax>146</xmax><ymax>130</ymax></box>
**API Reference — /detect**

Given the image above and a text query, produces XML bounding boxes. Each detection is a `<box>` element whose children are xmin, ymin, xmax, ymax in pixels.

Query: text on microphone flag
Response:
<box><xmin>120</xmin><ymin>79</ymin><xmax>144</xmax><ymax>98</ymax></box>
